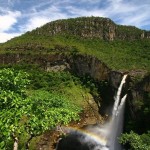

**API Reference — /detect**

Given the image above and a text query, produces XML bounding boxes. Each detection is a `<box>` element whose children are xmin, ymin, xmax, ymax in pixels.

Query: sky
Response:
<box><xmin>0</xmin><ymin>0</ymin><xmax>150</xmax><ymax>43</ymax></box>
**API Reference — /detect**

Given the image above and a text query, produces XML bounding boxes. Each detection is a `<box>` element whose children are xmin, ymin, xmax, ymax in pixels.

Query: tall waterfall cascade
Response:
<box><xmin>56</xmin><ymin>74</ymin><xmax>128</xmax><ymax>150</ymax></box>
<box><xmin>95</xmin><ymin>74</ymin><xmax>128</xmax><ymax>150</ymax></box>
<box><xmin>107</xmin><ymin>74</ymin><xmax>128</xmax><ymax>150</ymax></box>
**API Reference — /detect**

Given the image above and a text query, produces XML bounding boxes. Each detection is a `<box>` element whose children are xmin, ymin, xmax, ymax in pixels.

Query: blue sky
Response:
<box><xmin>0</xmin><ymin>0</ymin><xmax>150</xmax><ymax>43</ymax></box>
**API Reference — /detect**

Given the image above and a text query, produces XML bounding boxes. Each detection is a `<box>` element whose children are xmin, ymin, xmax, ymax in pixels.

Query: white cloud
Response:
<box><xmin>119</xmin><ymin>10</ymin><xmax>150</xmax><ymax>27</ymax></box>
<box><xmin>20</xmin><ymin>17</ymin><xmax>50</xmax><ymax>32</ymax></box>
<box><xmin>102</xmin><ymin>0</ymin><xmax>150</xmax><ymax>29</ymax></box>
<box><xmin>8</xmin><ymin>0</ymin><xmax>14</xmax><ymax>6</ymax></box>
<box><xmin>0</xmin><ymin>9</ymin><xmax>21</xmax><ymax>43</ymax></box>
<box><xmin>0</xmin><ymin>32</ymin><xmax>21</xmax><ymax>43</ymax></box>
<box><xmin>19</xmin><ymin>5</ymin><xmax>69</xmax><ymax>32</ymax></box>
<box><xmin>0</xmin><ymin>10</ymin><xmax>21</xmax><ymax>32</ymax></box>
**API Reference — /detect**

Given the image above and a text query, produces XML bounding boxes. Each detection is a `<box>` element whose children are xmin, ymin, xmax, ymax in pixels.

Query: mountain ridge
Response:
<box><xmin>26</xmin><ymin>16</ymin><xmax>150</xmax><ymax>41</ymax></box>
<box><xmin>0</xmin><ymin>16</ymin><xmax>150</xmax><ymax>71</ymax></box>
<box><xmin>1</xmin><ymin>16</ymin><xmax>150</xmax><ymax>45</ymax></box>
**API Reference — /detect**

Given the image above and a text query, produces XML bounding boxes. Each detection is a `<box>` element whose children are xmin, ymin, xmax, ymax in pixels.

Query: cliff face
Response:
<box><xmin>0</xmin><ymin>53</ymin><xmax>110</xmax><ymax>81</ymax></box>
<box><xmin>0</xmin><ymin>53</ymin><xmax>149</xmax><ymax>89</ymax></box>
<box><xmin>67</xmin><ymin>54</ymin><xmax>110</xmax><ymax>80</ymax></box>
<box><xmin>32</xmin><ymin>17</ymin><xmax>150</xmax><ymax>41</ymax></box>
<box><xmin>34</xmin><ymin>17</ymin><xmax>116</xmax><ymax>41</ymax></box>
<box><xmin>126</xmin><ymin>73</ymin><xmax>150</xmax><ymax>132</ymax></box>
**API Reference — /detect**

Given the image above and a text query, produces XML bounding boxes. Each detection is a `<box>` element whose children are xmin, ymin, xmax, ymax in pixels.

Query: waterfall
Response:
<box><xmin>112</xmin><ymin>74</ymin><xmax>128</xmax><ymax>117</ymax></box>
<box><xmin>56</xmin><ymin>74</ymin><xmax>128</xmax><ymax>150</ymax></box>
<box><xmin>106</xmin><ymin>74</ymin><xmax>128</xmax><ymax>150</ymax></box>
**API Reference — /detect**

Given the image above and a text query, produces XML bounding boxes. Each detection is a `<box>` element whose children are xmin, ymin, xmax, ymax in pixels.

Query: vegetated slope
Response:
<box><xmin>0</xmin><ymin>65</ymin><xmax>103</xmax><ymax>150</ymax></box>
<box><xmin>0</xmin><ymin>16</ymin><xmax>150</xmax><ymax>71</ymax></box>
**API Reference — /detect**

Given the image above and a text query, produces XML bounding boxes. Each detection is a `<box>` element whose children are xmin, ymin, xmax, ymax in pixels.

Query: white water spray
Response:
<box><xmin>87</xmin><ymin>74</ymin><xmax>128</xmax><ymax>150</ymax></box>
<box><xmin>56</xmin><ymin>74</ymin><xmax>128</xmax><ymax>150</ymax></box>
<box><xmin>103</xmin><ymin>74</ymin><xmax>128</xmax><ymax>150</ymax></box>
<box><xmin>112</xmin><ymin>74</ymin><xmax>128</xmax><ymax>117</ymax></box>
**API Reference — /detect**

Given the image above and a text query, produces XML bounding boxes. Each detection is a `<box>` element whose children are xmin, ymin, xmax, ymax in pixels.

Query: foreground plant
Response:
<box><xmin>120</xmin><ymin>131</ymin><xmax>150</xmax><ymax>150</ymax></box>
<box><xmin>24</xmin><ymin>90</ymin><xmax>81</xmax><ymax>149</ymax></box>
<box><xmin>0</xmin><ymin>68</ymin><xmax>29</xmax><ymax>150</ymax></box>
<box><xmin>0</xmin><ymin>69</ymin><xmax>81</xmax><ymax>150</ymax></box>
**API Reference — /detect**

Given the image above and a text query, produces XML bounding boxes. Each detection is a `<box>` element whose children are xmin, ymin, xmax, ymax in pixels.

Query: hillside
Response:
<box><xmin>0</xmin><ymin>16</ymin><xmax>150</xmax><ymax>71</ymax></box>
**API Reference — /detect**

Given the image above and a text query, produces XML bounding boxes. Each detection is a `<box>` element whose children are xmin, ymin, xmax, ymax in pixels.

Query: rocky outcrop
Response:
<box><xmin>109</xmin><ymin>71</ymin><xmax>124</xmax><ymax>89</ymax></box>
<box><xmin>35</xmin><ymin>17</ymin><xmax>117</xmax><ymax>41</ymax></box>
<box><xmin>67</xmin><ymin>54</ymin><xmax>110</xmax><ymax>81</ymax></box>
<box><xmin>32</xmin><ymin>17</ymin><xmax>149</xmax><ymax>41</ymax></box>
<box><xmin>134</xmin><ymin>73</ymin><xmax>150</xmax><ymax>92</ymax></box>
<box><xmin>124</xmin><ymin>72</ymin><xmax>150</xmax><ymax>132</ymax></box>
<box><xmin>145</xmin><ymin>31</ymin><xmax>150</xmax><ymax>39</ymax></box>
<box><xmin>0</xmin><ymin>53</ymin><xmax>110</xmax><ymax>81</ymax></box>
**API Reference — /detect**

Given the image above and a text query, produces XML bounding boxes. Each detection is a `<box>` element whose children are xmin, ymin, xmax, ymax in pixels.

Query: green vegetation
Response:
<box><xmin>23</xmin><ymin>90</ymin><xmax>81</xmax><ymax>150</ymax></box>
<box><xmin>0</xmin><ymin>68</ymin><xmax>86</xmax><ymax>150</ymax></box>
<box><xmin>120</xmin><ymin>131</ymin><xmax>150</xmax><ymax>150</ymax></box>
<box><xmin>1</xmin><ymin>35</ymin><xmax>150</xmax><ymax>70</ymax></box>
<box><xmin>53</xmin><ymin>37</ymin><xmax>150</xmax><ymax>70</ymax></box>
<box><xmin>0</xmin><ymin>68</ymin><xmax>30</xmax><ymax>150</ymax></box>
<box><xmin>0</xmin><ymin>64</ymin><xmax>100</xmax><ymax>149</ymax></box>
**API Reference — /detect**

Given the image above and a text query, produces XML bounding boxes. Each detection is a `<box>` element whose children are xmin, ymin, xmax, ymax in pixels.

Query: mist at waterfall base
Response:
<box><xmin>56</xmin><ymin>75</ymin><xmax>128</xmax><ymax>150</ymax></box>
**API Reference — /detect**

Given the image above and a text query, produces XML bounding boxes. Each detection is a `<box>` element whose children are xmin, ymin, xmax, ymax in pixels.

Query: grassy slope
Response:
<box><xmin>54</xmin><ymin>35</ymin><xmax>150</xmax><ymax>71</ymax></box>
<box><xmin>0</xmin><ymin>32</ymin><xmax>150</xmax><ymax>71</ymax></box>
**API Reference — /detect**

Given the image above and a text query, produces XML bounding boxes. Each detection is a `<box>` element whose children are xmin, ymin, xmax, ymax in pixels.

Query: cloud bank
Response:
<box><xmin>0</xmin><ymin>0</ymin><xmax>150</xmax><ymax>43</ymax></box>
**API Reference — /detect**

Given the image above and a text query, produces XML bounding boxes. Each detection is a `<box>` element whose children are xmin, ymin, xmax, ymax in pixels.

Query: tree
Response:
<box><xmin>24</xmin><ymin>90</ymin><xmax>81</xmax><ymax>150</ymax></box>
<box><xmin>0</xmin><ymin>69</ymin><xmax>81</xmax><ymax>150</ymax></box>
<box><xmin>120</xmin><ymin>131</ymin><xmax>150</xmax><ymax>150</ymax></box>
<box><xmin>0</xmin><ymin>68</ymin><xmax>30</xmax><ymax>150</ymax></box>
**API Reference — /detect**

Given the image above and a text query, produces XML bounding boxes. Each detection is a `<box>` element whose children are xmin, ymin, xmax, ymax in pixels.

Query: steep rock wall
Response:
<box><xmin>0</xmin><ymin>53</ymin><xmax>110</xmax><ymax>81</ymax></box>
<box><xmin>67</xmin><ymin>54</ymin><xmax>110</xmax><ymax>80</ymax></box>
<box><xmin>125</xmin><ymin>72</ymin><xmax>150</xmax><ymax>132</ymax></box>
